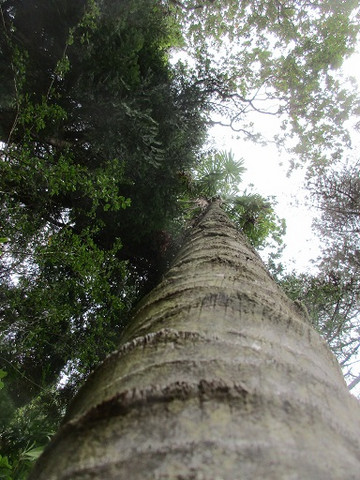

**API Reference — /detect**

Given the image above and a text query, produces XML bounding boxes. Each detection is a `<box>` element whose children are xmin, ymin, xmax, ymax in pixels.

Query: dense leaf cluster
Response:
<box><xmin>0</xmin><ymin>1</ymin><xmax>207</xmax><ymax>474</ymax></box>
<box><xmin>169</xmin><ymin>0</ymin><xmax>360</xmax><ymax>169</ymax></box>
<box><xmin>180</xmin><ymin>150</ymin><xmax>286</xmax><ymax>252</ymax></box>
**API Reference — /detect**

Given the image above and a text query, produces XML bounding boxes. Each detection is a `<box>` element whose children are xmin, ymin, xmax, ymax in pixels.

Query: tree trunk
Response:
<box><xmin>30</xmin><ymin>200</ymin><xmax>360</xmax><ymax>479</ymax></box>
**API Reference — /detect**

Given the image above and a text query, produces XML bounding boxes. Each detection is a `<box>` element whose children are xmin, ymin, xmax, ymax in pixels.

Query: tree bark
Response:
<box><xmin>30</xmin><ymin>200</ymin><xmax>360</xmax><ymax>479</ymax></box>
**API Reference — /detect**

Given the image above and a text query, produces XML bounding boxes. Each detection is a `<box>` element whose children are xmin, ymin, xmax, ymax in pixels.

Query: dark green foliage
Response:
<box><xmin>0</xmin><ymin>0</ymin><xmax>206</xmax><ymax>264</ymax></box>
<box><xmin>0</xmin><ymin>384</ymin><xmax>66</xmax><ymax>480</ymax></box>
<box><xmin>0</xmin><ymin>1</ymin><xmax>207</xmax><ymax>472</ymax></box>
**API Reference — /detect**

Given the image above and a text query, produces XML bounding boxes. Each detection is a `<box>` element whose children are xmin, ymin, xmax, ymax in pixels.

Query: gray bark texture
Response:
<box><xmin>30</xmin><ymin>200</ymin><xmax>360</xmax><ymax>479</ymax></box>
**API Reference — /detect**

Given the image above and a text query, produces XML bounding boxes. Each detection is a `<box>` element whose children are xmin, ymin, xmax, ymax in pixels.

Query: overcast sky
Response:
<box><xmin>210</xmin><ymin>118</ymin><xmax>321</xmax><ymax>273</ymax></box>
<box><xmin>209</xmin><ymin>51</ymin><xmax>360</xmax><ymax>275</ymax></box>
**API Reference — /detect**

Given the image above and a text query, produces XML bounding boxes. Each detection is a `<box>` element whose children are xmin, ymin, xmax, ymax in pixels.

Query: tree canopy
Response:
<box><xmin>168</xmin><ymin>0</ymin><xmax>360</xmax><ymax>170</ymax></box>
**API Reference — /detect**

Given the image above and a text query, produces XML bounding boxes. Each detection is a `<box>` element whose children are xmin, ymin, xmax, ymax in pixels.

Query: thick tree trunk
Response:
<box><xmin>30</xmin><ymin>200</ymin><xmax>360</xmax><ymax>479</ymax></box>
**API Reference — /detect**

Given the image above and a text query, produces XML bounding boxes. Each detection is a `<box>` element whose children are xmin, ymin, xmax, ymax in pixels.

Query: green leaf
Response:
<box><xmin>22</xmin><ymin>446</ymin><xmax>45</xmax><ymax>461</ymax></box>
<box><xmin>0</xmin><ymin>455</ymin><xmax>12</xmax><ymax>479</ymax></box>
<box><xmin>0</xmin><ymin>370</ymin><xmax>7</xmax><ymax>390</ymax></box>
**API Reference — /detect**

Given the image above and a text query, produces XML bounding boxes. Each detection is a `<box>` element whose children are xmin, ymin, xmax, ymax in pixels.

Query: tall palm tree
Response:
<box><xmin>30</xmin><ymin>200</ymin><xmax>360</xmax><ymax>479</ymax></box>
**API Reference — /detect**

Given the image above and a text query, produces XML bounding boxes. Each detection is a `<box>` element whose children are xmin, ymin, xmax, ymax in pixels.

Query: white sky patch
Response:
<box><xmin>209</xmin><ymin>121</ymin><xmax>321</xmax><ymax>273</ymax></box>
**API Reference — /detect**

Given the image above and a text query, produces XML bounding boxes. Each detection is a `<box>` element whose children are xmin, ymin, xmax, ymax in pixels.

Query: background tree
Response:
<box><xmin>310</xmin><ymin>158</ymin><xmax>360</xmax><ymax>275</ymax></box>
<box><xmin>279</xmin><ymin>270</ymin><xmax>360</xmax><ymax>392</ymax></box>
<box><xmin>285</xmin><ymin>155</ymin><xmax>360</xmax><ymax>391</ymax></box>
<box><xmin>167</xmin><ymin>0</ymin><xmax>360</xmax><ymax>171</ymax></box>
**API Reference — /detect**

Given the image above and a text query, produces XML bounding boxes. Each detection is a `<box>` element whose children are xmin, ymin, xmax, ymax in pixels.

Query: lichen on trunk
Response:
<box><xmin>30</xmin><ymin>200</ymin><xmax>360</xmax><ymax>480</ymax></box>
